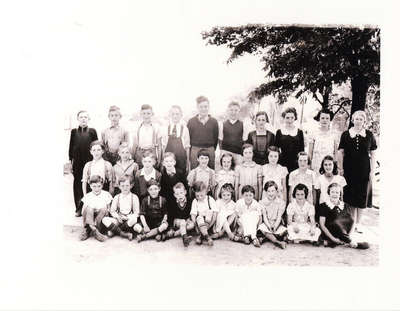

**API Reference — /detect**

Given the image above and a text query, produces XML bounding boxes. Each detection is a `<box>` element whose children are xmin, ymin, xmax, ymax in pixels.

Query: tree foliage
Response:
<box><xmin>202</xmin><ymin>24</ymin><xmax>380</xmax><ymax>115</ymax></box>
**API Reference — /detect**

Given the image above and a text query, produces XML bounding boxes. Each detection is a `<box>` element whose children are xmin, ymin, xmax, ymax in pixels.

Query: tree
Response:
<box><xmin>202</xmin><ymin>25</ymin><xmax>380</xmax><ymax>119</ymax></box>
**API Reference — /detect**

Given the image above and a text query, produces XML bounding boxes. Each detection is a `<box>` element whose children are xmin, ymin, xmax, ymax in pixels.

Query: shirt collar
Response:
<box><xmin>280</xmin><ymin>126</ymin><xmax>298</xmax><ymax>136</ymax></box>
<box><xmin>326</xmin><ymin>199</ymin><xmax>344</xmax><ymax>210</ymax></box>
<box><xmin>242</xmin><ymin>161</ymin><xmax>256</xmax><ymax>168</ymax></box>
<box><xmin>78</xmin><ymin>126</ymin><xmax>88</xmax><ymax>132</ymax></box>
<box><xmin>349</xmin><ymin>127</ymin><xmax>366</xmax><ymax>138</ymax></box>
<box><xmin>165</xmin><ymin>166</ymin><xmax>176</xmax><ymax>175</ymax></box>
<box><xmin>198</xmin><ymin>114</ymin><xmax>210</xmax><ymax>123</ymax></box>
<box><xmin>140</xmin><ymin>168</ymin><xmax>156</xmax><ymax>179</ymax></box>
<box><xmin>228</xmin><ymin>119</ymin><xmax>238</xmax><ymax>124</ymax></box>
<box><xmin>110</xmin><ymin>124</ymin><xmax>120</xmax><ymax>129</ymax></box>
<box><xmin>197</xmin><ymin>166</ymin><xmax>211</xmax><ymax>172</ymax></box>
<box><xmin>293</xmin><ymin>168</ymin><xmax>313</xmax><ymax>176</ymax></box>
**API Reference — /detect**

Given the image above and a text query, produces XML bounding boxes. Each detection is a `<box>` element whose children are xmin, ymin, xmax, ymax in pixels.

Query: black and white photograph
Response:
<box><xmin>2</xmin><ymin>0</ymin><xmax>399</xmax><ymax>310</ymax></box>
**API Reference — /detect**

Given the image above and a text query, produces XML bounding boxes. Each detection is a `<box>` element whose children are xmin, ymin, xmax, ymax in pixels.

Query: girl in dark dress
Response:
<box><xmin>275</xmin><ymin>107</ymin><xmax>305</xmax><ymax>173</ymax></box>
<box><xmin>246</xmin><ymin>111</ymin><xmax>275</xmax><ymax>165</ymax></box>
<box><xmin>338</xmin><ymin>110</ymin><xmax>377</xmax><ymax>234</ymax></box>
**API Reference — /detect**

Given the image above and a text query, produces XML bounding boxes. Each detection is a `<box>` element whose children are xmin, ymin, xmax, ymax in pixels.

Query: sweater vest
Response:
<box><xmin>221</xmin><ymin>120</ymin><xmax>243</xmax><ymax>154</ymax></box>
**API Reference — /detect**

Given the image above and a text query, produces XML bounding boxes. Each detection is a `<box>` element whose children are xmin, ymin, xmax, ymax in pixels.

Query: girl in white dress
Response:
<box><xmin>261</xmin><ymin>146</ymin><xmax>288</xmax><ymax>202</ymax></box>
<box><xmin>235</xmin><ymin>185</ymin><xmax>262</xmax><ymax>247</ymax></box>
<box><xmin>287</xmin><ymin>183</ymin><xmax>321</xmax><ymax>243</ymax></box>
<box><xmin>214</xmin><ymin>153</ymin><xmax>237</xmax><ymax>199</ymax></box>
<box><xmin>308</xmin><ymin>109</ymin><xmax>338</xmax><ymax>172</ymax></box>
<box><xmin>211</xmin><ymin>183</ymin><xmax>241</xmax><ymax>241</ymax></box>
<box><xmin>259</xmin><ymin>181</ymin><xmax>287</xmax><ymax>249</ymax></box>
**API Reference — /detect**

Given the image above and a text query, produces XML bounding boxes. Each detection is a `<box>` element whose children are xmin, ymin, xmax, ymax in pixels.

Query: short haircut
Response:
<box><xmin>264</xmin><ymin>180</ymin><xmax>278</xmax><ymax>192</ymax></box>
<box><xmin>297</xmin><ymin>151</ymin><xmax>311</xmax><ymax>166</ymax></box>
<box><xmin>219</xmin><ymin>153</ymin><xmax>235</xmax><ymax>170</ymax></box>
<box><xmin>118</xmin><ymin>174</ymin><xmax>133</xmax><ymax>185</ymax></box>
<box><xmin>163</xmin><ymin>152</ymin><xmax>176</xmax><ymax>161</ymax></box>
<box><xmin>292</xmin><ymin>183</ymin><xmax>309</xmax><ymax>199</ymax></box>
<box><xmin>173</xmin><ymin>182</ymin><xmax>186</xmax><ymax>192</ymax></box>
<box><xmin>141</xmin><ymin>104</ymin><xmax>153</xmax><ymax>111</ymax></box>
<box><xmin>281</xmin><ymin>107</ymin><xmax>298</xmax><ymax>120</ymax></box>
<box><xmin>146</xmin><ymin>179</ymin><xmax>160</xmax><ymax>189</ymax></box>
<box><xmin>197</xmin><ymin>148</ymin><xmax>210</xmax><ymax>159</ymax></box>
<box><xmin>319</xmin><ymin>155</ymin><xmax>338</xmax><ymax>175</ymax></box>
<box><xmin>142</xmin><ymin>150</ymin><xmax>156</xmax><ymax>160</ymax></box>
<box><xmin>90</xmin><ymin>140</ymin><xmax>105</xmax><ymax>151</ymax></box>
<box><xmin>297</xmin><ymin>151</ymin><xmax>308</xmax><ymax>160</ymax></box>
<box><xmin>108</xmin><ymin>105</ymin><xmax>121</xmax><ymax>116</ymax></box>
<box><xmin>219</xmin><ymin>183</ymin><xmax>235</xmax><ymax>200</ymax></box>
<box><xmin>192</xmin><ymin>181</ymin><xmax>208</xmax><ymax>193</ymax></box>
<box><xmin>196</xmin><ymin>96</ymin><xmax>209</xmax><ymax>105</ymax></box>
<box><xmin>255</xmin><ymin>111</ymin><xmax>269</xmax><ymax>123</ymax></box>
<box><xmin>169</xmin><ymin>105</ymin><xmax>183</xmax><ymax>115</ymax></box>
<box><xmin>351</xmin><ymin>110</ymin><xmax>367</xmax><ymax>123</ymax></box>
<box><xmin>89</xmin><ymin>175</ymin><xmax>103</xmax><ymax>185</ymax></box>
<box><xmin>314</xmin><ymin>108</ymin><xmax>334</xmax><ymax>121</ymax></box>
<box><xmin>228</xmin><ymin>101</ymin><xmax>240</xmax><ymax>109</ymax></box>
<box><xmin>241</xmin><ymin>185</ymin><xmax>256</xmax><ymax>195</ymax></box>
<box><xmin>242</xmin><ymin>143</ymin><xmax>254</xmax><ymax>154</ymax></box>
<box><xmin>327</xmin><ymin>182</ymin><xmax>342</xmax><ymax>195</ymax></box>
<box><xmin>77</xmin><ymin>110</ymin><xmax>88</xmax><ymax>118</ymax></box>
<box><xmin>118</xmin><ymin>142</ymin><xmax>130</xmax><ymax>153</ymax></box>
<box><xmin>267</xmin><ymin>146</ymin><xmax>280</xmax><ymax>158</ymax></box>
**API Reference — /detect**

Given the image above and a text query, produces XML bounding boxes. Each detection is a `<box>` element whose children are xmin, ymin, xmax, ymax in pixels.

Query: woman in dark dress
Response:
<box><xmin>338</xmin><ymin>110</ymin><xmax>377</xmax><ymax>234</ymax></box>
<box><xmin>275</xmin><ymin>107</ymin><xmax>305</xmax><ymax>173</ymax></box>
<box><xmin>246</xmin><ymin>111</ymin><xmax>275</xmax><ymax>165</ymax></box>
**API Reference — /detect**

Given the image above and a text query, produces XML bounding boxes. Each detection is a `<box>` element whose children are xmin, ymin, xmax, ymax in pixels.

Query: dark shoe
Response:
<box><xmin>79</xmin><ymin>229</ymin><xmax>90</xmax><ymax>241</ymax></box>
<box><xmin>195</xmin><ymin>235</ymin><xmax>203</xmax><ymax>245</ymax></box>
<box><xmin>166</xmin><ymin>229</ymin><xmax>175</xmax><ymax>239</ymax></box>
<box><xmin>252</xmin><ymin>238</ymin><xmax>260</xmax><ymax>248</ymax></box>
<box><xmin>137</xmin><ymin>234</ymin><xmax>145</xmax><ymax>243</ymax></box>
<box><xmin>356</xmin><ymin>242</ymin><xmax>370</xmax><ymax>249</ymax></box>
<box><xmin>155</xmin><ymin>234</ymin><xmax>162</xmax><ymax>241</ymax></box>
<box><xmin>75</xmin><ymin>211</ymin><xmax>82</xmax><ymax>217</ymax></box>
<box><xmin>107</xmin><ymin>230</ymin><xmax>115</xmax><ymax>238</ymax></box>
<box><xmin>93</xmin><ymin>229</ymin><xmax>107</xmax><ymax>242</ymax></box>
<box><xmin>161</xmin><ymin>233</ymin><xmax>167</xmax><ymax>242</ymax></box>
<box><xmin>341</xmin><ymin>234</ymin><xmax>352</xmax><ymax>244</ymax></box>
<box><xmin>182</xmin><ymin>234</ymin><xmax>192</xmax><ymax>247</ymax></box>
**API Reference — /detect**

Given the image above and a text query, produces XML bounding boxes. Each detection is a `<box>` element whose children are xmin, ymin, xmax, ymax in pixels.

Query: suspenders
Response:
<box><xmin>87</xmin><ymin>160</ymin><xmax>111</xmax><ymax>183</ymax></box>
<box><xmin>137</xmin><ymin>123</ymin><xmax>157</xmax><ymax>148</ymax></box>
<box><xmin>116</xmin><ymin>193</ymin><xmax>135</xmax><ymax>214</ymax></box>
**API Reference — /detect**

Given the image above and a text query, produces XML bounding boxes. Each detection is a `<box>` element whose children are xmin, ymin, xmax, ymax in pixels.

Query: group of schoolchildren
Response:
<box><xmin>68</xmin><ymin>96</ymin><xmax>369</xmax><ymax>250</ymax></box>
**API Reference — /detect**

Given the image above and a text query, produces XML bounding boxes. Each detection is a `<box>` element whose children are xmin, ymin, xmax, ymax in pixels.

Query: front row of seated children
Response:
<box><xmin>80</xmin><ymin>171</ymin><xmax>369</xmax><ymax>250</ymax></box>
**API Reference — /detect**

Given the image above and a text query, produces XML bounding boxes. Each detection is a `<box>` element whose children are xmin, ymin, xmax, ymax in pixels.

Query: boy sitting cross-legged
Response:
<box><xmin>137</xmin><ymin>180</ymin><xmax>168</xmax><ymax>242</ymax></box>
<box><xmin>165</xmin><ymin>182</ymin><xmax>195</xmax><ymax>247</ymax></box>
<box><xmin>190</xmin><ymin>181</ymin><xmax>218</xmax><ymax>246</ymax></box>
<box><xmin>80</xmin><ymin>175</ymin><xmax>113</xmax><ymax>242</ymax></box>
<box><xmin>101</xmin><ymin>175</ymin><xmax>142</xmax><ymax>241</ymax></box>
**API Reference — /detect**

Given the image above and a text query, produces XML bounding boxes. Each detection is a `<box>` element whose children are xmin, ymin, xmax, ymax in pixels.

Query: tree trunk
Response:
<box><xmin>350</xmin><ymin>75</ymin><xmax>368</xmax><ymax>128</ymax></box>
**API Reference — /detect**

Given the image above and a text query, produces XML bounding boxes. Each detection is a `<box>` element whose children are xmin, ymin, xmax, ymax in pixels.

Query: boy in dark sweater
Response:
<box><xmin>137</xmin><ymin>180</ymin><xmax>168</xmax><ymax>242</ymax></box>
<box><xmin>218</xmin><ymin>101</ymin><xmax>246</xmax><ymax>168</ymax></box>
<box><xmin>160</xmin><ymin>152</ymin><xmax>188</xmax><ymax>204</ymax></box>
<box><xmin>165</xmin><ymin>182</ymin><xmax>195</xmax><ymax>247</ymax></box>
<box><xmin>187</xmin><ymin>96</ymin><xmax>219</xmax><ymax>170</ymax></box>
<box><xmin>68</xmin><ymin>110</ymin><xmax>98</xmax><ymax>217</ymax></box>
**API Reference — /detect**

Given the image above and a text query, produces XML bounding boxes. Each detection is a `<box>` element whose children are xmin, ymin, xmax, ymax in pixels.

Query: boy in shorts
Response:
<box><xmin>80</xmin><ymin>175</ymin><xmax>112</xmax><ymax>242</ymax></box>
<box><xmin>101</xmin><ymin>175</ymin><xmax>142</xmax><ymax>240</ymax></box>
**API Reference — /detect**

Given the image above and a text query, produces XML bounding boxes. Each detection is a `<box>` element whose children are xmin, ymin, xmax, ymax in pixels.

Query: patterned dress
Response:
<box><xmin>286</xmin><ymin>200</ymin><xmax>321</xmax><ymax>242</ymax></box>
<box><xmin>262</xmin><ymin>163</ymin><xmax>288</xmax><ymax>199</ymax></box>
<box><xmin>309</xmin><ymin>127</ymin><xmax>337</xmax><ymax>172</ymax></box>
<box><xmin>215</xmin><ymin>169</ymin><xmax>237</xmax><ymax>199</ymax></box>
<box><xmin>235</xmin><ymin>161</ymin><xmax>263</xmax><ymax>199</ymax></box>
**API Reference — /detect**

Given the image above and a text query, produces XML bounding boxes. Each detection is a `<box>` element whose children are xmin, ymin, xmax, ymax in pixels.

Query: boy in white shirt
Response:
<box><xmin>190</xmin><ymin>181</ymin><xmax>218</xmax><ymax>246</ymax></box>
<box><xmin>80</xmin><ymin>175</ymin><xmax>113</xmax><ymax>242</ymax></box>
<box><xmin>101</xmin><ymin>175</ymin><xmax>142</xmax><ymax>240</ymax></box>
<box><xmin>131</xmin><ymin>104</ymin><xmax>161</xmax><ymax>169</ymax></box>
<box><xmin>82</xmin><ymin>140</ymin><xmax>114</xmax><ymax>195</ymax></box>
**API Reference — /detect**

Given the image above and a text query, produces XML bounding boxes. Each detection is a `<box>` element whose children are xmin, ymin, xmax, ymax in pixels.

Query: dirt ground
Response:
<box><xmin>63</xmin><ymin>174</ymin><xmax>379</xmax><ymax>267</ymax></box>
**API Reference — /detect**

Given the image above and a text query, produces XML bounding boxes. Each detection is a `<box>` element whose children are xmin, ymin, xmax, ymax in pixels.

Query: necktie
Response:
<box><xmin>172</xmin><ymin>125</ymin><xmax>177</xmax><ymax>137</ymax></box>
